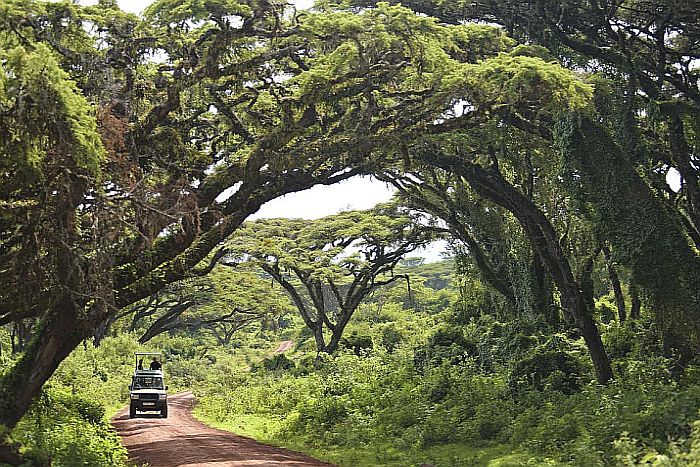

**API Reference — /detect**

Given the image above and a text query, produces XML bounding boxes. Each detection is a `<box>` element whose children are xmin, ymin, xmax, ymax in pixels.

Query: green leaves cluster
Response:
<box><xmin>0</xmin><ymin>43</ymin><xmax>104</xmax><ymax>179</ymax></box>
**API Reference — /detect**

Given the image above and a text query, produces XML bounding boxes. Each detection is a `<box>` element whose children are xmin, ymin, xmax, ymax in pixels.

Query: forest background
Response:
<box><xmin>0</xmin><ymin>0</ymin><xmax>699</xmax><ymax>465</ymax></box>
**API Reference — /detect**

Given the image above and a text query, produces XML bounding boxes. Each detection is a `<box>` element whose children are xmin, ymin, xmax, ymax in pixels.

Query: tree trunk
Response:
<box><xmin>603</xmin><ymin>245</ymin><xmax>626</xmax><ymax>322</ymax></box>
<box><xmin>578</xmin><ymin>247</ymin><xmax>600</xmax><ymax>320</ymax></box>
<box><xmin>533</xmin><ymin>253</ymin><xmax>557</xmax><ymax>327</ymax></box>
<box><xmin>629</xmin><ymin>281</ymin><xmax>641</xmax><ymax>320</ymax></box>
<box><xmin>0</xmin><ymin>167</ymin><xmax>93</xmax><ymax>441</ymax></box>
<box><xmin>578</xmin><ymin>302</ymin><xmax>613</xmax><ymax>384</ymax></box>
<box><xmin>324</xmin><ymin>309</ymin><xmax>353</xmax><ymax>354</ymax></box>
<box><xmin>312</xmin><ymin>324</ymin><xmax>326</xmax><ymax>354</ymax></box>
<box><xmin>0</xmin><ymin>301</ymin><xmax>90</xmax><ymax>430</ymax></box>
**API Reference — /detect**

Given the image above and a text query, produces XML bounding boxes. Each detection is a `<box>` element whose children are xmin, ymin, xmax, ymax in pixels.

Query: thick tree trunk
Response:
<box><xmin>0</xmin><ymin>301</ymin><xmax>89</xmax><ymax>430</ymax></box>
<box><xmin>325</xmin><ymin>332</ymin><xmax>343</xmax><ymax>354</ymax></box>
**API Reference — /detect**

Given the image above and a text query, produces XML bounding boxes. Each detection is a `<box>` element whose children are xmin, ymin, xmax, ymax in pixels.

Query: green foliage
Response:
<box><xmin>509</xmin><ymin>346</ymin><xmax>582</xmax><ymax>395</ymax></box>
<box><xmin>190</xmin><ymin>299</ymin><xmax>700</xmax><ymax>466</ymax></box>
<box><xmin>12</xmin><ymin>384</ymin><xmax>127</xmax><ymax>466</ymax></box>
<box><xmin>555</xmin><ymin>114</ymin><xmax>700</xmax><ymax>353</ymax></box>
<box><xmin>465</xmin><ymin>52</ymin><xmax>593</xmax><ymax>114</ymax></box>
<box><xmin>261</xmin><ymin>354</ymin><xmax>296</xmax><ymax>372</ymax></box>
<box><xmin>5</xmin><ymin>336</ymin><xmax>140</xmax><ymax>466</ymax></box>
<box><xmin>2</xmin><ymin>2</ymin><xmax>700</xmax><ymax>467</ymax></box>
<box><xmin>615</xmin><ymin>418</ymin><xmax>700</xmax><ymax>466</ymax></box>
<box><xmin>413</xmin><ymin>326</ymin><xmax>479</xmax><ymax>372</ymax></box>
<box><xmin>0</xmin><ymin>43</ymin><xmax>104</xmax><ymax>177</ymax></box>
<box><xmin>145</xmin><ymin>0</ymin><xmax>254</xmax><ymax>24</ymax></box>
<box><xmin>339</xmin><ymin>332</ymin><xmax>373</xmax><ymax>356</ymax></box>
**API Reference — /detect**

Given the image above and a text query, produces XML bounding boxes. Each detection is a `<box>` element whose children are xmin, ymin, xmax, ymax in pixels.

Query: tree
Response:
<box><xmin>372</xmin><ymin>42</ymin><xmax>615</xmax><ymax>380</ymax></box>
<box><xmin>125</xmin><ymin>266</ymin><xmax>293</xmax><ymax>345</ymax></box>
<box><xmin>556</xmin><ymin>114</ymin><xmax>700</xmax><ymax>353</ymax></box>
<box><xmin>355</xmin><ymin>0</ymin><xmax>700</xmax><ymax>351</ymax></box>
<box><xmin>226</xmin><ymin>205</ymin><xmax>436</xmax><ymax>353</ymax></box>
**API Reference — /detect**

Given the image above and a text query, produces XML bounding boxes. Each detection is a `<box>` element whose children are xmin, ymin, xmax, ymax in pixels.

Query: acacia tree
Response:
<box><xmin>226</xmin><ymin>206</ymin><xmax>436</xmax><ymax>353</ymax></box>
<box><xmin>121</xmin><ymin>266</ymin><xmax>290</xmax><ymax>344</ymax></box>
<box><xmin>379</xmin><ymin>166</ymin><xmax>556</xmax><ymax>323</ymax></box>
<box><xmin>556</xmin><ymin>115</ymin><xmax>700</xmax><ymax>352</ymax></box>
<box><xmin>410</xmin><ymin>143</ymin><xmax>613</xmax><ymax>383</ymax></box>
<box><xmin>359</xmin><ymin>0</ymin><xmax>700</xmax><ymax>353</ymax></box>
<box><xmin>380</xmin><ymin>125</ymin><xmax>615</xmax><ymax>382</ymax></box>
<box><xmin>362</xmin><ymin>38</ymin><xmax>617</xmax><ymax>382</ymax></box>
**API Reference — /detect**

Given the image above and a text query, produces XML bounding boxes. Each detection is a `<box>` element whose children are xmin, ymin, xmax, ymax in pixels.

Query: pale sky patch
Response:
<box><xmin>77</xmin><ymin>0</ymin><xmax>314</xmax><ymax>14</ymax></box>
<box><xmin>249</xmin><ymin>176</ymin><xmax>396</xmax><ymax>220</ymax></box>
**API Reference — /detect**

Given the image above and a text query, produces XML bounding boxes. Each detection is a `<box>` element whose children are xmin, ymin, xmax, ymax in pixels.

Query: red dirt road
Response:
<box><xmin>273</xmin><ymin>341</ymin><xmax>294</xmax><ymax>353</ymax></box>
<box><xmin>112</xmin><ymin>392</ymin><xmax>333</xmax><ymax>467</ymax></box>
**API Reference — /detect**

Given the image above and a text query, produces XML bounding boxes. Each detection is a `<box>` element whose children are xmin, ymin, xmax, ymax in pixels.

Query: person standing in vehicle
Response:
<box><xmin>150</xmin><ymin>357</ymin><xmax>161</xmax><ymax>370</ymax></box>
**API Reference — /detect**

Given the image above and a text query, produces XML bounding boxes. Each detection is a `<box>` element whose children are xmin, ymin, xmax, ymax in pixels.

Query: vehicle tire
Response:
<box><xmin>129</xmin><ymin>404</ymin><xmax>137</xmax><ymax>419</ymax></box>
<box><xmin>161</xmin><ymin>405</ymin><xmax>168</xmax><ymax>418</ymax></box>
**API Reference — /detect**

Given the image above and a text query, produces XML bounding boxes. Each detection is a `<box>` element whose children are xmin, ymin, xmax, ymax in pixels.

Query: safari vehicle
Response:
<box><xmin>129</xmin><ymin>352</ymin><xmax>168</xmax><ymax>418</ymax></box>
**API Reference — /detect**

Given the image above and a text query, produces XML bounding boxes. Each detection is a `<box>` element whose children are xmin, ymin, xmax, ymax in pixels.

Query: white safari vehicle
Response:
<box><xmin>129</xmin><ymin>352</ymin><xmax>168</xmax><ymax>418</ymax></box>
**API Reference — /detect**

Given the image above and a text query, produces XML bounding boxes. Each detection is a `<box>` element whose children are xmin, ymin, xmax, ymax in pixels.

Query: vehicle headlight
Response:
<box><xmin>130</xmin><ymin>394</ymin><xmax>139</xmax><ymax>400</ymax></box>
<box><xmin>158</xmin><ymin>394</ymin><xmax>167</xmax><ymax>400</ymax></box>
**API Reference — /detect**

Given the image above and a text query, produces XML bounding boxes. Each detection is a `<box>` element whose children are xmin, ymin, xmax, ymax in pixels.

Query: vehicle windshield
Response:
<box><xmin>132</xmin><ymin>376</ymin><xmax>164</xmax><ymax>389</ymax></box>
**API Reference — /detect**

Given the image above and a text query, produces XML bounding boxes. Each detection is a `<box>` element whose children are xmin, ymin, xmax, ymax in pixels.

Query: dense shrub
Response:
<box><xmin>339</xmin><ymin>332</ymin><xmax>373</xmax><ymax>355</ymax></box>
<box><xmin>379</xmin><ymin>324</ymin><xmax>403</xmax><ymax>352</ymax></box>
<box><xmin>195</xmin><ymin>318</ymin><xmax>700</xmax><ymax>466</ymax></box>
<box><xmin>262</xmin><ymin>354</ymin><xmax>296</xmax><ymax>371</ymax></box>
<box><xmin>509</xmin><ymin>348</ymin><xmax>583</xmax><ymax>394</ymax></box>
<box><xmin>413</xmin><ymin>327</ymin><xmax>479</xmax><ymax>372</ymax></box>
<box><xmin>13</xmin><ymin>384</ymin><xmax>128</xmax><ymax>466</ymax></box>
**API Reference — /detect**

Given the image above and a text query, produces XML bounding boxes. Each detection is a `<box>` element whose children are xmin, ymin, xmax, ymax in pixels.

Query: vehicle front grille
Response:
<box><xmin>139</xmin><ymin>393</ymin><xmax>159</xmax><ymax>400</ymax></box>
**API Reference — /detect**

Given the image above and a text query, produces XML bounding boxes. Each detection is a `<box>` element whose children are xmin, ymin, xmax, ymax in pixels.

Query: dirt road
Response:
<box><xmin>112</xmin><ymin>392</ymin><xmax>333</xmax><ymax>467</ymax></box>
<box><xmin>273</xmin><ymin>341</ymin><xmax>294</xmax><ymax>353</ymax></box>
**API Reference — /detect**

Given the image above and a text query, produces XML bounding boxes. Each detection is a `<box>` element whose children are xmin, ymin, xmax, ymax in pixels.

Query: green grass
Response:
<box><xmin>192</xmin><ymin>409</ymin><xmax>556</xmax><ymax>466</ymax></box>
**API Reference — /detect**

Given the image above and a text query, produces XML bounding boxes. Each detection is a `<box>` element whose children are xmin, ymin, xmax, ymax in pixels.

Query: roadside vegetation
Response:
<box><xmin>4</xmin><ymin>258</ymin><xmax>700</xmax><ymax>465</ymax></box>
<box><xmin>190</xmin><ymin>260</ymin><xmax>700</xmax><ymax>466</ymax></box>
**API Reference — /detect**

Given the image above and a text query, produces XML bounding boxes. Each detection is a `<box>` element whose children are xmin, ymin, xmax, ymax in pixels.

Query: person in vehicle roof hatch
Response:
<box><xmin>150</xmin><ymin>357</ymin><xmax>162</xmax><ymax>370</ymax></box>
